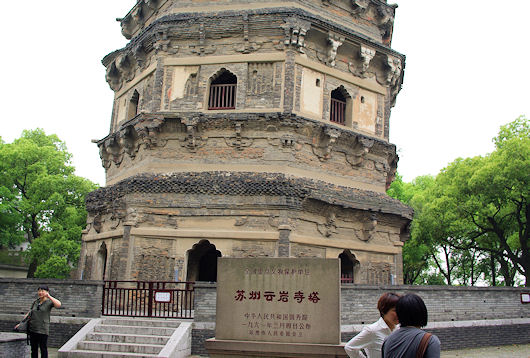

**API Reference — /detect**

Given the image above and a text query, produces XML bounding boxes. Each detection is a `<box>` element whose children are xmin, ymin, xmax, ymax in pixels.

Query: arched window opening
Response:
<box><xmin>208</xmin><ymin>69</ymin><xmax>237</xmax><ymax>110</ymax></box>
<box><xmin>330</xmin><ymin>87</ymin><xmax>348</xmax><ymax>125</ymax></box>
<box><xmin>186</xmin><ymin>240</ymin><xmax>222</xmax><ymax>282</ymax></box>
<box><xmin>339</xmin><ymin>250</ymin><xmax>359</xmax><ymax>284</ymax></box>
<box><xmin>127</xmin><ymin>90</ymin><xmax>140</xmax><ymax>121</ymax></box>
<box><xmin>97</xmin><ymin>242</ymin><xmax>108</xmax><ymax>280</ymax></box>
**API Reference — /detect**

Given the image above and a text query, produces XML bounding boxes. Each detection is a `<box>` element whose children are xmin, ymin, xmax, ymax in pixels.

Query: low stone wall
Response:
<box><xmin>0</xmin><ymin>278</ymin><xmax>103</xmax><ymax>347</ymax></box>
<box><xmin>340</xmin><ymin>285</ymin><xmax>529</xmax><ymax>324</ymax></box>
<box><xmin>1</xmin><ymin>279</ymin><xmax>528</xmax><ymax>352</ymax></box>
<box><xmin>193</xmin><ymin>283</ymin><xmax>530</xmax><ymax>354</ymax></box>
<box><xmin>0</xmin><ymin>333</ymin><xmax>29</xmax><ymax>357</ymax></box>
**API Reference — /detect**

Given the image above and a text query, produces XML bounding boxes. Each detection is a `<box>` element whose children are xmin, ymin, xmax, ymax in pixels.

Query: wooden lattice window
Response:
<box><xmin>208</xmin><ymin>70</ymin><xmax>237</xmax><ymax>110</ymax></box>
<box><xmin>330</xmin><ymin>88</ymin><xmax>347</xmax><ymax>125</ymax></box>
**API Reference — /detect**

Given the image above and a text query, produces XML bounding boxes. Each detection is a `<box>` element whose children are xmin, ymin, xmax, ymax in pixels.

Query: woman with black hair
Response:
<box><xmin>345</xmin><ymin>292</ymin><xmax>401</xmax><ymax>358</ymax></box>
<box><xmin>16</xmin><ymin>284</ymin><xmax>61</xmax><ymax>358</ymax></box>
<box><xmin>381</xmin><ymin>293</ymin><xmax>440</xmax><ymax>358</ymax></box>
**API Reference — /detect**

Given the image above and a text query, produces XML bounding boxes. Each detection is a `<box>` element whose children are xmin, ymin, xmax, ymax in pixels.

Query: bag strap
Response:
<box><xmin>416</xmin><ymin>332</ymin><xmax>432</xmax><ymax>358</ymax></box>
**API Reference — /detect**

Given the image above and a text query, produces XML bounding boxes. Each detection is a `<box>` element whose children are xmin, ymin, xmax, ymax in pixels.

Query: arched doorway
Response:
<box><xmin>96</xmin><ymin>242</ymin><xmax>108</xmax><ymax>280</ymax></box>
<box><xmin>339</xmin><ymin>249</ymin><xmax>359</xmax><ymax>284</ymax></box>
<box><xmin>186</xmin><ymin>240</ymin><xmax>222</xmax><ymax>282</ymax></box>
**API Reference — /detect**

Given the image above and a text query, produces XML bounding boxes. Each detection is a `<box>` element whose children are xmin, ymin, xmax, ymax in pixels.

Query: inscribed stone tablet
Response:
<box><xmin>215</xmin><ymin>258</ymin><xmax>340</xmax><ymax>344</ymax></box>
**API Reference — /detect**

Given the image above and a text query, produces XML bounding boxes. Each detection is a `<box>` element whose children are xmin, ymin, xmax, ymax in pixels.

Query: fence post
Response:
<box><xmin>147</xmin><ymin>281</ymin><xmax>154</xmax><ymax>317</ymax></box>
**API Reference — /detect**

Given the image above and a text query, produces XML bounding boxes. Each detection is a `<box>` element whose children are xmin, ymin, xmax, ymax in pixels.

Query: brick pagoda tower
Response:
<box><xmin>78</xmin><ymin>0</ymin><xmax>412</xmax><ymax>284</ymax></box>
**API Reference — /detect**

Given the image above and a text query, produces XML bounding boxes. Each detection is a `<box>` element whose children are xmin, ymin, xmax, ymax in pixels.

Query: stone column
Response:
<box><xmin>277</xmin><ymin>224</ymin><xmax>291</xmax><ymax>257</ymax></box>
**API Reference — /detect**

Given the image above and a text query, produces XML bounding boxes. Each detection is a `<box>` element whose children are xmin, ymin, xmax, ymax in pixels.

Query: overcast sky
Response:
<box><xmin>1</xmin><ymin>1</ymin><xmax>528</xmax><ymax>186</ymax></box>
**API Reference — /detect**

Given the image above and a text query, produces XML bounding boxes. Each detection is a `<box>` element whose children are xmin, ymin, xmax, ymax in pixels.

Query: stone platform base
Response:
<box><xmin>0</xmin><ymin>332</ymin><xmax>30</xmax><ymax>357</ymax></box>
<box><xmin>205</xmin><ymin>338</ymin><xmax>348</xmax><ymax>358</ymax></box>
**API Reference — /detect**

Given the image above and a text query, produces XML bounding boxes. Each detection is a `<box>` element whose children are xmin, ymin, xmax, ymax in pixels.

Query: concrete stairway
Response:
<box><xmin>58</xmin><ymin>317</ymin><xmax>192</xmax><ymax>357</ymax></box>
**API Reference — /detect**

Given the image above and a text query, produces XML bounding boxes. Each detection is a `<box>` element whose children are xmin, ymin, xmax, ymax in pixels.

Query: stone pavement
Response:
<box><xmin>441</xmin><ymin>344</ymin><xmax>530</xmax><ymax>357</ymax></box>
<box><xmin>49</xmin><ymin>345</ymin><xmax>530</xmax><ymax>358</ymax></box>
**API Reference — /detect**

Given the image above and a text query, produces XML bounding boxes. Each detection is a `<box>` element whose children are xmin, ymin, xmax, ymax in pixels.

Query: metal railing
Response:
<box><xmin>102</xmin><ymin>281</ymin><xmax>194</xmax><ymax>319</ymax></box>
<box><xmin>330</xmin><ymin>98</ymin><xmax>346</xmax><ymax>125</ymax></box>
<box><xmin>208</xmin><ymin>83</ymin><xmax>236</xmax><ymax>109</ymax></box>
<box><xmin>341</xmin><ymin>274</ymin><xmax>354</xmax><ymax>284</ymax></box>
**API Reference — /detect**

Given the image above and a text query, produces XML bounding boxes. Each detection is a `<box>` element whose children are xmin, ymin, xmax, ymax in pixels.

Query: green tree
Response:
<box><xmin>415</xmin><ymin>116</ymin><xmax>529</xmax><ymax>286</ymax></box>
<box><xmin>388</xmin><ymin>174</ymin><xmax>436</xmax><ymax>284</ymax></box>
<box><xmin>0</xmin><ymin>129</ymin><xmax>97</xmax><ymax>278</ymax></box>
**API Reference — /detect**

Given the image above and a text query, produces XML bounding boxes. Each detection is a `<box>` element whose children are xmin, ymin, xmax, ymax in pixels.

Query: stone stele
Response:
<box><xmin>206</xmin><ymin>257</ymin><xmax>347</xmax><ymax>357</ymax></box>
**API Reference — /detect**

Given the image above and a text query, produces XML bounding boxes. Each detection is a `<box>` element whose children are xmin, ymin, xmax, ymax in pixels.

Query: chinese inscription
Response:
<box><xmin>215</xmin><ymin>258</ymin><xmax>340</xmax><ymax>344</ymax></box>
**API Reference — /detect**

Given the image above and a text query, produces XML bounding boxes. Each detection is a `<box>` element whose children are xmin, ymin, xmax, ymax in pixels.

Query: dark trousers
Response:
<box><xmin>29</xmin><ymin>332</ymin><xmax>48</xmax><ymax>358</ymax></box>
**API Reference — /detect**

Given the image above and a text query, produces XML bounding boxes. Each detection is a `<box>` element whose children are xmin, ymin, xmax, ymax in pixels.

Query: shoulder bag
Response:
<box><xmin>416</xmin><ymin>332</ymin><xmax>432</xmax><ymax>358</ymax></box>
<box><xmin>14</xmin><ymin>313</ymin><xmax>30</xmax><ymax>333</ymax></box>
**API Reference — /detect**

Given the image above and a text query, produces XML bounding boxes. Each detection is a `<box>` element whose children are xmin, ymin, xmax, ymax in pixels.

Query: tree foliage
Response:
<box><xmin>389</xmin><ymin>116</ymin><xmax>529</xmax><ymax>286</ymax></box>
<box><xmin>0</xmin><ymin>129</ymin><xmax>97</xmax><ymax>278</ymax></box>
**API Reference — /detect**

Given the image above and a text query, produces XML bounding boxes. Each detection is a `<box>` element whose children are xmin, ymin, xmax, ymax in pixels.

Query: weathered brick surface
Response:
<box><xmin>0</xmin><ymin>334</ymin><xmax>29</xmax><ymax>357</ymax></box>
<box><xmin>193</xmin><ymin>283</ymin><xmax>530</xmax><ymax>353</ymax></box>
<box><xmin>194</xmin><ymin>284</ymin><xmax>530</xmax><ymax>326</ymax></box>
<box><xmin>340</xmin><ymin>285</ymin><xmax>530</xmax><ymax>324</ymax></box>
<box><xmin>0</xmin><ymin>279</ymin><xmax>102</xmax><ymax>317</ymax></box>
<box><xmin>194</xmin><ymin>283</ymin><xmax>217</xmax><ymax>322</ymax></box>
<box><xmin>342</xmin><ymin>324</ymin><xmax>530</xmax><ymax>351</ymax></box>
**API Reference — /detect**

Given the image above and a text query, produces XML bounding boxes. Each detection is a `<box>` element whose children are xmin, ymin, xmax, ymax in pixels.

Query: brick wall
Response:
<box><xmin>193</xmin><ymin>283</ymin><xmax>530</xmax><ymax>352</ymax></box>
<box><xmin>0</xmin><ymin>279</ymin><xmax>103</xmax><ymax>348</ymax></box>
<box><xmin>340</xmin><ymin>285</ymin><xmax>529</xmax><ymax>324</ymax></box>
<box><xmin>0</xmin><ymin>278</ymin><xmax>103</xmax><ymax>317</ymax></box>
<box><xmin>2</xmin><ymin>279</ymin><xmax>528</xmax><ymax>351</ymax></box>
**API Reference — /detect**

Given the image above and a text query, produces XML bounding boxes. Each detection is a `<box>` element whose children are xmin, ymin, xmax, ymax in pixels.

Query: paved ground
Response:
<box><xmin>49</xmin><ymin>345</ymin><xmax>530</xmax><ymax>357</ymax></box>
<box><xmin>441</xmin><ymin>344</ymin><xmax>530</xmax><ymax>357</ymax></box>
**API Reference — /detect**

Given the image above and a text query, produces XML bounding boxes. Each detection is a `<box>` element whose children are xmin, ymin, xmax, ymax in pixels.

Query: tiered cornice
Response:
<box><xmin>104</xmin><ymin>8</ymin><xmax>404</xmax><ymax>107</ymax></box>
<box><xmin>95</xmin><ymin>112</ymin><xmax>399</xmax><ymax>191</ymax></box>
<box><xmin>119</xmin><ymin>1</ymin><xmax>397</xmax><ymax>44</ymax></box>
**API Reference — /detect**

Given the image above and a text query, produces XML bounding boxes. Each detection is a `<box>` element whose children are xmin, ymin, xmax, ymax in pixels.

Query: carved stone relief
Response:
<box><xmin>234</xmin><ymin>14</ymin><xmax>263</xmax><ymax>54</ymax></box>
<box><xmin>317</xmin><ymin>211</ymin><xmax>338</xmax><ymax>237</ymax></box>
<box><xmin>351</xmin><ymin>0</ymin><xmax>370</xmax><ymax>16</ymax></box>
<box><xmin>326</xmin><ymin>33</ymin><xmax>344</xmax><ymax>67</ymax></box>
<box><xmin>360</xmin><ymin>261</ymin><xmax>392</xmax><ymax>285</ymax></box>
<box><xmin>280</xmin><ymin>17</ymin><xmax>311</xmax><ymax>53</ymax></box>
<box><xmin>118</xmin><ymin>127</ymin><xmax>140</xmax><ymax>160</ymax></box>
<box><xmin>225</xmin><ymin>121</ymin><xmax>253</xmax><ymax>150</ymax></box>
<box><xmin>349</xmin><ymin>1</ymin><xmax>396</xmax><ymax>44</ymax></box>
<box><xmin>189</xmin><ymin>23</ymin><xmax>217</xmax><ymax>56</ymax></box>
<box><xmin>311</xmin><ymin>127</ymin><xmax>341</xmax><ymax>161</ymax></box>
<box><xmin>345</xmin><ymin>137</ymin><xmax>374</xmax><ymax>167</ymax></box>
<box><xmin>134</xmin><ymin>115</ymin><xmax>166</xmax><ymax>150</ymax></box>
<box><xmin>268</xmin><ymin>216</ymin><xmax>295</xmax><ymax>230</ymax></box>
<box><xmin>248</xmin><ymin>63</ymin><xmax>274</xmax><ymax>97</ymax></box>
<box><xmin>180</xmin><ymin>116</ymin><xmax>205</xmax><ymax>152</ymax></box>
<box><xmin>154</xmin><ymin>29</ymin><xmax>179</xmax><ymax>55</ymax></box>
<box><xmin>385</xmin><ymin>55</ymin><xmax>402</xmax><ymax>87</ymax></box>
<box><xmin>354</xmin><ymin>212</ymin><xmax>378</xmax><ymax>242</ymax></box>
<box><xmin>360</xmin><ymin>45</ymin><xmax>376</xmax><ymax>77</ymax></box>
<box><xmin>234</xmin><ymin>216</ymin><xmax>270</xmax><ymax>230</ymax></box>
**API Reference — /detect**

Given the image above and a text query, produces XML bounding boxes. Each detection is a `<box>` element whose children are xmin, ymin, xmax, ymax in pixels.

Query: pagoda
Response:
<box><xmin>78</xmin><ymin>0</ymin><xmax>412</xmax><ymax>284</ymax></box>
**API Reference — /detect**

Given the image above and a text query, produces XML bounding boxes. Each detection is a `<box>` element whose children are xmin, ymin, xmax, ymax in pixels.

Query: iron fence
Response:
<box><xmin>102</xmin><ymin>281</ymin><xmax>194</xmax><ymax>319</ymax></box>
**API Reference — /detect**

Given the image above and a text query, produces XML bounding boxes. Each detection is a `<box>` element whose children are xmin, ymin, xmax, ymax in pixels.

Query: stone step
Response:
<box><xmin>94</xmin><ymin>324</ymin><xmax>176</xmax><ymax>336</ymax></box>
<box><xmin>85</xmin><ymin>332</ymin><xmax>170</xmax><ymax>345</ymax></box>
<box><xmin>101</xmin><ymin>317</ymin><xmax>182</xmax><ymax>328</ymax></box>
<box><xmin>78</xmin><ymin>341</ymin><xmax>163</xmax><ymax>355</ymax></box>
<box><xmin>64</xmin><ymin>349</ymin><xmax>158</xmax><ymax>357</ymax></box>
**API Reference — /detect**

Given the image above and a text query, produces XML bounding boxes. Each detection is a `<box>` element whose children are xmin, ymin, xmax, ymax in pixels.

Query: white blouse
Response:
<box><xmin>344</xmin><ymin>317</ymin><xmax>396</xmax><ymax>358</ymax></box>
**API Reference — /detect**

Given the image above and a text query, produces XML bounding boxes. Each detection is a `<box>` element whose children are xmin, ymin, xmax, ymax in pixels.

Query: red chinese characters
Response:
<box><xmin>234</xmin><ymin>290</ymin><xmax>320</xmax><ymax>303</ymax></box>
